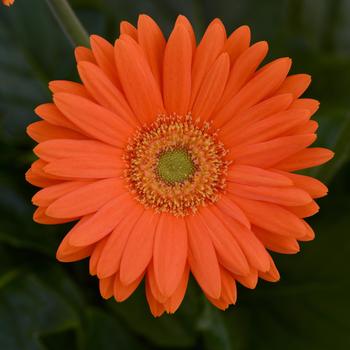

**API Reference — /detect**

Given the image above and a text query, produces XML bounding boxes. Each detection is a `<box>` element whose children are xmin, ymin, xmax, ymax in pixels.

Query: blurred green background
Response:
<box><xmin>1</xmin><ymin>0</ymin><xmax>350</xmax><ymax>349</ymax></box>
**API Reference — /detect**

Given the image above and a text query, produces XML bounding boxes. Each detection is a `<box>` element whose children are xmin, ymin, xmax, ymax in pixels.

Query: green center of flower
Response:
<box><xmin>157</xmin><ymin>148</ymin><xmax>195</xmax><ymax>184</ymax></box>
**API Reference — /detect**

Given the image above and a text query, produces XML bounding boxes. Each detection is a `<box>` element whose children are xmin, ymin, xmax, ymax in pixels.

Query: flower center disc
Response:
<box><xmin>124</xmin><ymin>114</ymin><xmax>229</xmax><ymax>216</ymax></box>
<box><xmin>157</xmin><ymin>149</ymin><xmax>195</xmax><ymax>184</ymax></box>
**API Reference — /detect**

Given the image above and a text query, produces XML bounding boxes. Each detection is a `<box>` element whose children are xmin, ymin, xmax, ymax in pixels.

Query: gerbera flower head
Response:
<box><xmin>26</xmin><ymin>14</ymin><xmax>334</xmax><ymax>316</ymax></box>
<box><xmin>2</xmin><ymin>0</ymin><xmax>14</xmax><ymax>6</ymax></box>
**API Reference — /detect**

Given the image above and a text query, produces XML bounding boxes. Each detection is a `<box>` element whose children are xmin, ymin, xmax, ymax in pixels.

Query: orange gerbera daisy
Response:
<box><xmin>26</xmin><ymin>15</ymin><xmax>334</xmax><ymax>316</ymax></box>
<box><xmin>2</xmin><ymin>0</ymin><xmax>14</xmax><ymax>6</ymax></box>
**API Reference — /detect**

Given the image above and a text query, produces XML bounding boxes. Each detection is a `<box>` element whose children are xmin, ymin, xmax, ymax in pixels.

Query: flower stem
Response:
<box><xmin>45</xmin><ymin>0</ymin><xmax>90</xmax><ymax>47</ymax></box>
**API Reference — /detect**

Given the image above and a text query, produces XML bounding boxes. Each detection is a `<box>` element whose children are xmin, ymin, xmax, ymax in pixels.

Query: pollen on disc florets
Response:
<box><xmin>124</xmin><ymin>114</ymin><xmax>230</xmax><ymax>216</ymax></box>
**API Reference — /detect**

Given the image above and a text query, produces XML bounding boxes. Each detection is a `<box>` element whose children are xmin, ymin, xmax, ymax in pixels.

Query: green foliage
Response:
<box><xmin>0</xmin><ymin>271</ymin><xmax>79</xmax><ymax>350</ymax></box>
<box><xmin>0</xmin><ymin>0</ymin><xmax>350</xmax><ymax>349</ymax></box>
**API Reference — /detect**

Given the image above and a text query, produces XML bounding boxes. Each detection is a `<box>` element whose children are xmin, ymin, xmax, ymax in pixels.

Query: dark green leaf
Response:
<box><xmin>84</xmin><ymin>307</ymin><xmax>147</xmax><ymax>350</ymax></box>
<box><xmin>109</xmin><ymin>284</ymin><xmax>197</xmax><ymax>348</ymax></box>
<box><xmin>197</xmin><ymin>302</ymin><xmax>233</xmax><ymax>350</ymax></box>
<box><xmin>0</xmin><ymin>272</ymin><xmax>80</xmax><ymax>350</ymax></box>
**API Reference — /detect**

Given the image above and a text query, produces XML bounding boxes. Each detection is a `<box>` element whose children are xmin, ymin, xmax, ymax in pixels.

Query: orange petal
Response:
<box><xmin>286</xmin><ymin>201</ymin><xmax>320</xmax><ymax>218</ymax></box>
<box><xmin>186</xmin><ymin>215</ymin><xmax>221</xmax><ymax>299</ymax></box>
<box><xmin>89</xmin><ymin>236</ymin><xmax>108</xmax><ymax>276</ymax></box>
<box><xmin>199</xmin><ymin>207</ymin><xmax>249</xmax><ymax>276</ymax></box>
<box><xmin>206</xmin><ymin>295</ymin><xmax>230</xmax><ymax>311</ymax></box>
<box><xmin>53</xmin><ymin>93</ymin><xmax>133</xmax><ymax>147</ymax></box>
<box><xmin>231</xmin><ymin>134</ymin><xmax>317</xmax><ymax>168</ymax></box>
<box><xmin>215</xmin><ymin>196</ymin><xmax>251</xmax><ymax>229</ymax></box>
<box><xmin>253</xmin><ymin>226</ymin><xmax>300</xmax><ymax>254</ymax></box>
<box><xmin>34</xmin><ymin>139</ymin><xmax>121</xmax><ymax>162</ymax></box>
<box><xmin>44</xmin><ymin>155</ymin><xmax>123</xmax><ymax>179</ymax></box>
<box><xmin>222</xmin><ymin>215</ymin><xmax>270</xmax><ymax>272</ymax></box>
<box><xmin>77</xmin><ymin>62</ymin><xmax>138</xmax><ymax>127</ymax></box>
<box><xmin>214</xmin><ymin>57</ymin><xmax>292</xmax><ymax>127</ymax></box>
<box><xmin>275</xmin><ymin>74</ymin><xmax>311</xmax><ymax>98</ymax></box>
<box><xmin>138</xmin><ymin>14</ymin><xmax>166</xmax><ymax>87</ymax></box>
<box><xmin>56</xmin><ymin>244</ymin><xmax>93</xmax><ymax>262</ymax></box>
<box><xmin>115</xmin><ymin>38</ymin><xmax>165</xmax><ymax>124</ymax></box>
<box><xmin>56</xmin><ymin>222</ymin><xmax>94</xmax><ymax>262</ymax></box>
<box><xmin>289</xmin><ymin>98</ymin><xmax>320</xmax><ymax>115</ymax></box>
<box><xmin>164</xmin><ymin>265</ymin><xmax>190</xmax><ymax>314</ymax></box>
<box><xmin>233</xmin><ymin>267</ymin><xmax>258</xmax><ymax>289</ymax></box>
<box><xmin>31</xmin><ymin>159</ymin><xmax>62</xmax><ymax>180</ymax></box>
<box><xmin>25</xmin><ymin>169</ymin><xmax>60</xmax><ymax>188</ymax></box>
<box><xmin>32</xmin><ymin>181</ymin><xmax>88</xmax><ymax>207</ymax></box>
<box><xmin>114</xmin><ymin>271</ymin><xmax>143</xmax><ymax>302</ymax></box>
<box><xmin>49</xmin><ymin>80</ymin><xmax>91</xmax><ymax>99</ymax></box>
<box><xmin>258</xmin><ymin>254</ymin><xmax>280</xmax><ymax>282</ymax></box>
<box><xmin>220</xmin><ymin>269</ymin><xmax>237</xmax><ymax>304</ymax></box>
<box><xmin>163</xmin><ymin>23</ymin><xmax>192</xmax><ymax>115</ymax></box>
<box><xmin>120</xmin><ymin>210</ymin><xmax>159</xmax><ymax>285</ymax></box>
<box><xmin>27</xmin><ymin>121</ymin><xmax>85</xmax><ymax>143</ymax></box>
<box><xmin>68</xmin><ymin>194</ymin><xmax>137</xmax><ymax>246</ymax></box>
<box><xmin>97</xmin><ymin>205</ymin><xmax>144</xmax><ymax>278</ymax></box>
<box><xmin>298</xmin><ymin>221</ymin><xmax>315</xmax><ymax>241</ymax></box>
<box><xmin>276</xmin><ymin>147</ymin><xmax>334</xmax><ymax>171</ymax></box>
<box><xmin>290</xmin><ymin>120</ymin><xmax>318</xmax><ymax>135</ymax></box>
<box><xmin>223</xmin><ymin>25</ymin><xmax>251</xmax><ymax>63</ymax></box>
<box><xmin>227</xmin><ymin>165</ymin><xmax>293</xmax><ymax>187</ymax></box>
<box><xmin>90</xmin><ymin>35</ymin><xmax>121</xmax><ymax>89</ymax></box>
<box><xmin>273</xmin><ymin>170</ymin><xmax>328</xmax><ymax>198</ymax></box>
<box><xmin>35</xmin><ymin>103</ymin><xmax>78</xmax><ymax>130</ymax></box>
<box><xmin>219</xmin><ymin>41</ymin><xmax>268</xmax><ymax>106</ymax></box>
<box><xmin>232</xmin><ymin>196</ymin><xmax>307</xmax><ymax>238</ymax></box>
<box><xmin>228</xmin><ymin>109</ymin><xmax>311</xmax><ymax>147</ymax></box>
<box><xmin>147</xmin><ymin>262</ymin><xmax>167</xmax><ymax>303</ymax></box>
<box><xmin>33</xmin><ymin>207</ymin><xmax>75</xmax><ymax>225</ymax></box>
<box><xmin>153</xmin><ymin>214</ymin><xmax>188</xmax><ymax>297</ymax></box>
<box><xmin>99</xmin><ymin>275</ymin><xmax>115</xmax><ymax>299</ymax></box>
<box><xmin>46</xmin><ymin>178</ymin><xmax>125</xmax><ymax>218</ymax></box>
<box><xmin>175</xmin><ymin>15</ymin><xmax>196</xmax><ymax>51</ymax></box>
<box><xmin>74</xmin><ymin>46</ymin><xmax>96</xmax><ymax>63</ymax></box>
<box><xmin>145</xmin><ymin>277</ymin><xmax>165</xmax><ymax>317</ymax></box>
<box><xmin>207</xmin><ymin>268</ymin><xmax>237</xmax><ymax>310</ymax></box>
<box><xmin>228</xmin><ymin>182</ymin><xmax>312</xmax><ymax>207</ymax></box>
<box><xmin>192</xmin><ymin>52</ymin><xmax>230</xmax><ymax>121</ymax></box>
<box><xmin>221</xmin><ymin>93</ymin><xmax>293</xmax><ymax>138</ymax></box>
<box><xmin>190</xmin><ymin>19</ymin><xmax>226</xmax><ymax>106</ymax></box>
<box><xmin>120</xmin><ymin>21</ymin><xmax>138</xmax><ymax>40</ymax></box>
